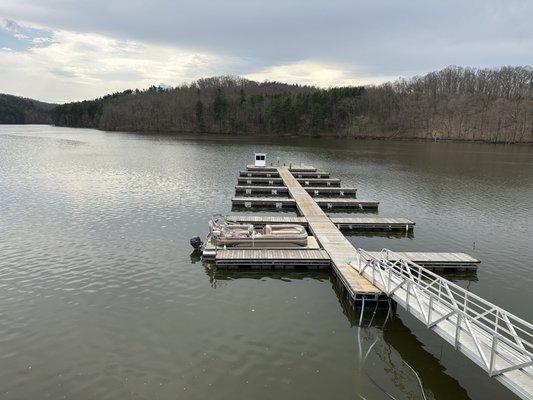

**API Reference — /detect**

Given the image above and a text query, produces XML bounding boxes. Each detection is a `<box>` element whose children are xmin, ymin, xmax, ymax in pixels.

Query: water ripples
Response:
<box><xmin>0</xmin><ymin>126</ymin><xmax>531</xmax><ymax>400</ymax></box>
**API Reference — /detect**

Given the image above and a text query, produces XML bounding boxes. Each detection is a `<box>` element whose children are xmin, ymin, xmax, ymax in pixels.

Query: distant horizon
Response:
<box><xmin>1</xmin><ymin>1</ymin><xmax>532</xmax><ymax>103</ymax></box>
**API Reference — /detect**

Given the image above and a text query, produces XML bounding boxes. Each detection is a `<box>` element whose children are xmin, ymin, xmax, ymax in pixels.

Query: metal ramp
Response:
<box><xmin>350</xmin><ymin>249</ymin><xmax>533</xmax><ymax>400</ymax></box>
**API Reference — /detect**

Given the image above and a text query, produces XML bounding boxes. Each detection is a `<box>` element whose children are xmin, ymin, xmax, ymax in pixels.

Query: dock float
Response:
<box><xmin>365</xmin><ymin>251</ymin><xmax>480</xmax><ymax>269</ymax></box>
<box><xmin>246</xmin><ymin>164</ymin><xmax>316</xmax><ymax>172</ymax></box>
<box><xmin>276</xmin><ymin>166</ymin><xmax>382</xmax><ymax>297</ymax></box>
<box><xmin>226</xmin><ymin>215</ymin><xmax>414</xmax><ymax>231</ymax></box>
<box><xmin>239</xmin><ymin>171</ymin><xmax>330</xmax><ymax>178</ymax></box>
<box><xmin>231</xmin><ymin>196</ymin><xmax>379</xmax><ymax>210</ymax></box>
<box><xmin>215</xmin><ymin>249</ymin><xmax>331</xmax><ymax>269</ymax></box>
<box><xmin>237</xmin><ymin>177</ymin><xmax>341</xmax><ymax>187</ymax></box>
<box><xmin>214</xmin><ymin>248</ymin><xmax>477</xmax><ymax>270</ymax></box>
<box><xmin>235</xmin><ymin>185</ymin><xmax>357</xmax><ymax>196</ymax></box>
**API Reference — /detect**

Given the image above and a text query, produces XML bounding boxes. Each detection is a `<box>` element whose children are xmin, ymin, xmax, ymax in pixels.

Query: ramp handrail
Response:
<box><xmin>351</xmin><ymin>248</ymin><xmax>533</xmax><ymax>399</ymax></box>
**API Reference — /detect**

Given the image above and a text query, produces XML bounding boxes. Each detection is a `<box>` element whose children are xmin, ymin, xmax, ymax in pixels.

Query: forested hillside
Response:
<box><xmin>357</xmin><ymin>66</ymin><xmax>533</xmax><ymax>143</ymax></box>
<box><xmin>52</xmin><ymin>77</ymin><xmax>363</xmax><ymax>136</ymax></box>
<box><xmin>0</xmin><ymin>94</ymin><xmax>55</xmax><ymax>124</ymax></box>
<box><xmin>5</xmin><ymin>66</ymin><xmax>533</xmax><ymax>143</ymax></box>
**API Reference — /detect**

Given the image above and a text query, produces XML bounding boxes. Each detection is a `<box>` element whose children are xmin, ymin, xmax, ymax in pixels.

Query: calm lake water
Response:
<box><xmin>1</xmin><ymin>125</ymin><xmax>532</xmax><ymax>400</ymax></box>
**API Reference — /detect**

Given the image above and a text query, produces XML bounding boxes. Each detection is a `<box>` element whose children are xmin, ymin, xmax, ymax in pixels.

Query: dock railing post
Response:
<box><xmin>427</xmin><ymin>295</ymin><xmax>433</xmax><ymax>327</ymax></box>
<box><xmin>387</xmin><ymin>265</ymin><xmax>392</xmax><ymax>293</ymax></box>
<box><xmin>489</xmin><ymin>336</ymin><xmax>499</xmax><ymax>376</ymax></box>
<box><xmin>455</xmin><ymin>314</ymin><xmax>462</xmax><ymax>349</ymax></box>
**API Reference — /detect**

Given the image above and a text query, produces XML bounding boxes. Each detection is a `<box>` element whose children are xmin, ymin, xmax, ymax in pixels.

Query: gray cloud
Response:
<box><xmin>1</xmin><ymin>0</ymin><xmax>532</xmax><ymax>76</ymax></box>
<box><xmin>0</xmin><ymin>0</ymin><xmax>531</xmax><ymax>102</ymax></box>
<box><xmin>2</xmin><ymin>18</ymin><xmax>22</xmax><ymax>32</ymax></box>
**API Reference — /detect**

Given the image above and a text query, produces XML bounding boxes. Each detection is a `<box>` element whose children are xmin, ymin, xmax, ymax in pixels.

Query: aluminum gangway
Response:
<box><xmin>350</xmin><ymin>249</ymin><xmax>533</xmax><ymax>400</ymax></box>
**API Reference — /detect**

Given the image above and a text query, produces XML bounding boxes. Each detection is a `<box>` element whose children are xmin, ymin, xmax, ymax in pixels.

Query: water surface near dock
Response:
<box><xmin>0</xmin><ymin>125</ymin><xmax>532</xmax><ymax>400</ymax></box>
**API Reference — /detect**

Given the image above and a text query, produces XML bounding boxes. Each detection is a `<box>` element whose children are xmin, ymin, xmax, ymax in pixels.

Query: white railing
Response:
<box><xmin>350</xmin><ymin>248</ymin><xmax>533</xmax><ymax>400</ymax></box>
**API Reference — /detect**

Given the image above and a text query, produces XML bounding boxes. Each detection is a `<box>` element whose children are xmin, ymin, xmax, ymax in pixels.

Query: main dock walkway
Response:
<box><xmin>276</xmin><ymin>166</ymin><xmax>381</xmax><ymax>297</ymax></box>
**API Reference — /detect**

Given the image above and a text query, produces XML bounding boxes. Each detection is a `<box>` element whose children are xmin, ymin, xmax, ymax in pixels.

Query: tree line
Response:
<box><xmin>2</xmin><ymin>66</ymin><xmax>532</xmax><ymax>143</ymax></box>
<box><xmin>0</xmin><ymin>94</ymin><xmax>54</xmax><ymax>124</ymax></box>
<box><xmin>51</xmin><ymin>76</ymin><xmax>365</xmax><ymax>136</ymax></box>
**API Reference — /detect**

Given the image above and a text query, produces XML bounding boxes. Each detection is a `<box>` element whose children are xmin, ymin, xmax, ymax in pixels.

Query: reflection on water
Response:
<box><xmin>1</xmin><ymin>125</ymin><xmax>531</xmax><ymax>400</ymax></box>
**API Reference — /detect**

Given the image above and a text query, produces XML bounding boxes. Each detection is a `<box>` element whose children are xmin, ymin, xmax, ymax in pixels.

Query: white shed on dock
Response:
<box><xmin>254</xmin><ymin>153</ymin><xmax>266</xmax><ymax>167</ymax></box>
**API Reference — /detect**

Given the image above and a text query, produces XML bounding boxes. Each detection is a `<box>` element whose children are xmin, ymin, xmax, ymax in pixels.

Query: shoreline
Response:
<box><xmin>58</xmin><ymin>125</ymin><xmax>533</xmax><ymax>145</ymax></box>
<box><xmin>2</xmin><ymin>123</ymin><xmax>532</xmax><ymax>145</ymax></box>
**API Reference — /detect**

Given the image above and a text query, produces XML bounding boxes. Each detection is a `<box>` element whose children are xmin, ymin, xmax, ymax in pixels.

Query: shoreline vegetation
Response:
<box><xmin>1</xmin><ymin>66</ymin><xmax>532</xmax><ymax>144</ymax></box>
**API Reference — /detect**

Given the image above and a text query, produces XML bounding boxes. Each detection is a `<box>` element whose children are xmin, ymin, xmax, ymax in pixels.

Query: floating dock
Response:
<box><xmin>237</xmin><ymin>177</ymin><xmax>341</xmax><ymax>186</ymax></box>
<box><xmin>234</xmin><ymin>186</ymin><xmax>357</xmax><ymax>196</ymax></box>
<box><xmin>213</xmin><ymin>249</ymin><xmax>477</xmax><ymax>270</ymax></box>
<box><xmin>246</xmin><ymin>164</ymin><xmax>316</xmax><ymax>172</ymax></box>
<box><xmin>226</xmin><ymin>215</ymin><xmax>414</xmax><ymax>231</ymax></box>
<box><xmin>199</xmin><ymin>158</ymin><xmax>532</xmax><ymax>400</ymax></box>
<box><xmin>239</xmin><ymin>170</ymin><xmax>330</xmax><ymax>178</ymax></box>
<box><xmin>203</xmin><ymin>164</ymin><xmax>479</xmax><ymax>282</ymax></box>
<box><xmin>365</xmin><ymin>251</ymin><xmax>480</xmax><ymax>269</ymax></box>
<box><xmin>215</xmin><ymin>249</ymin><xmax>331</xmax><ymax>268</ymax></box>
<box><xmin>232</xmin><ymin>196</ymin><xmax>379</xmax><ymax>210</ymax></box>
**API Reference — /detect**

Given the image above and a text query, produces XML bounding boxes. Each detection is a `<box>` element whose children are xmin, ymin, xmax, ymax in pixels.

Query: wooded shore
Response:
<box><xmin>2</xmin><ymin>66</ymin><xmax>532</xmax><ymax>143</ymax></box>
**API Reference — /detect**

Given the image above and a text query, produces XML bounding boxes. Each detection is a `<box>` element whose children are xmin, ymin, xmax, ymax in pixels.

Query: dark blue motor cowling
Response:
<box><xmin>190</xmin><ymin>236</ymin><xmax>203</xmax><ymax>250</ymax></box>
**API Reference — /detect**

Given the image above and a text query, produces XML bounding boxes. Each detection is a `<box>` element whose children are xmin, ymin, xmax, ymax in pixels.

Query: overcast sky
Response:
<box><xmin>1</xmin><ymin>0</ymin><xmax>532</xmax><ymax>103</ymax></box>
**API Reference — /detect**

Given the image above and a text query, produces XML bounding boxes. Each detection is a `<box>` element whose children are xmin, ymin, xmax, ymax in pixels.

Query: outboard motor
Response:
<box><xmin>190</xmin><ymin>236</ymin><xmax>203</xmax><ymax>250</ymax></box>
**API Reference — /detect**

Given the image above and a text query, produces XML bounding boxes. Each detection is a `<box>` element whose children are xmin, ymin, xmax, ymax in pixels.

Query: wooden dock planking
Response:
<box><xmin>276</xmin><ymin>167</ymin><xmax>381</xmax><ymax>296</ymax></box>
<box><xmin>226</xmin><ymin>215</ymin><xmax>414</xmax><ymax>231</ymax></box>
<box><xmin>215</xmin><ymin>249</ymin><xmax>331</xmax><ymax>269</ymax></box>
<box><xmin>303</xmin><ymin>187</ymin><xmax>357</xmax><ymax>196</ymax></box>
<box><xmin>235</xmin><ymin>185</ymin><xmax>289</xmax><ymax>194</ymax></box>
<box><xmin>330</xmin><ymin>217</ymin><xmax>414</xmax><ymax>230</ymax></box>
<box><xmin>246</xmin><ymin>164</ymin><xmax>316</xmax><ymax>172</ymax></box>
<box><xmin>237</xmin><ymin>177</ymin><xmax>284</xmax><ymax>185</ymax></box>
<box><xmin>365</xmin><ymin>251</ymin><xmax>480</xmax><ymax>269</ymax></box>
<box><xmin>316</xmin><ymin>198</ymin><xmax>378</xmax><ymax>209</ymax></box>
<box><xmin>227</xmin><ymin>215</ymin><xmax>307</xmax><ymax>225</ymax></box>
<box><xmin>240</xmin><ymin>171</ymin><xmax>280</xmax><ymax>178</ymax></box>
<box><xmin>234</xmin><ymin>185</ymin><xmax>357</xmax><ymax>196</ymax></box>
<box><xmin>232</xmin><ymin>196</ymin><xmax>295</xmax><ymax>207</ymax></box>
<box><xmin>239</xmin><ymin>170</ymin><xmax>330</xmax><ymax>178</ymax></box>
<box><xmin>289</xmin><ymin>171</ymin><xmax>330</xmax><ymax>178</ymax></box>
<box><xmin>296</xmin><ymin>178</ymin><xmax>341</xmax><ymax>187</ymax></box>
<box><xmin>231</xmin><ymin>196</ymin><xmax>379</xmax><ymax>209</ymax></box>
<box><xmin>237</xmin><ymin>177</ymin><xmax>341</xmax><ymax>186</ymax></box>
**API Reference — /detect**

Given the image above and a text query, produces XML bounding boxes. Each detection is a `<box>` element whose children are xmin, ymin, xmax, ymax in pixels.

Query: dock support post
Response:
<box><xmin>359</xmin><ymin>297</ymin><xmax>366</xmax><ymax>325</ymax></box>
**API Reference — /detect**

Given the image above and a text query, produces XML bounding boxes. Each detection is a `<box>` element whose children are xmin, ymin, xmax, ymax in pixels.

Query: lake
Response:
<box><xmin>0</xmin><ymin>125</ymin><xmax>532</xmax><ymax>399</ymax></box>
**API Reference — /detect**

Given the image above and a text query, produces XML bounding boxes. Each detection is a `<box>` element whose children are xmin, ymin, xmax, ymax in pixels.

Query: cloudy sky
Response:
<box><xmin>1</xmin><ymin>0</ymin><xmax>532</xmax><ymax>103</ymax></box>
